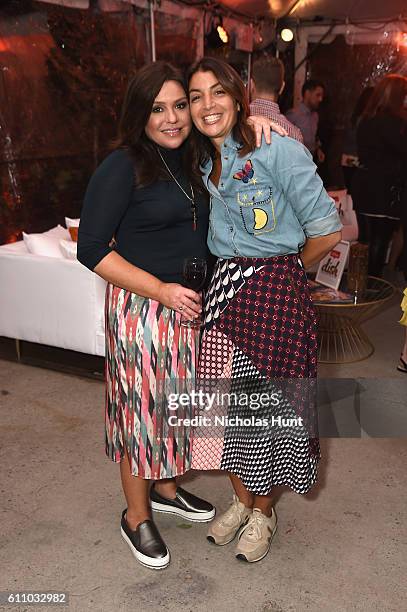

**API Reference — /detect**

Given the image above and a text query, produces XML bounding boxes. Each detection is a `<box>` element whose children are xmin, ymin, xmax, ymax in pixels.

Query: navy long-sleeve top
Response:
<box><xmin>77</xmin><ymin>147</ymin><xmax>209</xmax><ymax>284</ymax></box>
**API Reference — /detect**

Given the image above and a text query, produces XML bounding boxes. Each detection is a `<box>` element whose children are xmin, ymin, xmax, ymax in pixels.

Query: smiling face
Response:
<box><xmin>188</xmin><ymin>70</ymin><xmax>239</xmax><ymax>150</ymax></box>
<box><xmin>144</xmin><ymin>80</ymin><xmax>191</xmax><ymax>149</ymax></box>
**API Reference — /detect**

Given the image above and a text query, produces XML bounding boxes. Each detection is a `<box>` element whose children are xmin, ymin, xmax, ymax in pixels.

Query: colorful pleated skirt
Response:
<box><xmin>104</xmin><ymin>283</ymin><xmax>199</xmax><ymax>480</ymax></box>
<box><xmin>192</xmin><ymin>255</ymin><xmax>320</xmax><ymax>495</ymax></box>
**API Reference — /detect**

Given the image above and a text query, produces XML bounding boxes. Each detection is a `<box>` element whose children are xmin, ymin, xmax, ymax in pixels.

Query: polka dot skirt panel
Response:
<box><xmin>192</xmin><ymin>255</ymin><xmax>320</xmax><ymax>495</ymax></box>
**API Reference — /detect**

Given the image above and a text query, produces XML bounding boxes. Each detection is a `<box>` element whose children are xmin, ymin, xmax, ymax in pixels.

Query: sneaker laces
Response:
<box><xmin>239</xmin><ymin>509</ymin><xmax>265</xmax><ymax>542</ymax></box>
<box><xmin>218</xmin><ymin>495</ymin><xmax>244</xmax><ymax>527</ymax></box>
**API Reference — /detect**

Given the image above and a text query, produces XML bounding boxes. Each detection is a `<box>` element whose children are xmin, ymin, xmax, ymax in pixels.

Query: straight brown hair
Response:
<box><xmin>114</xmin><ymin>61</ymin><xmax>199</xmax><ymax>188</ymax></box>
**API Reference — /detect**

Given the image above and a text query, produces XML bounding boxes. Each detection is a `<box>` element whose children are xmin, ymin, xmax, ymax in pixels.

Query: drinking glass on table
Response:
<box><xmin>181</xmin><ymin>257</ymin><xmax>207</xmax><ymax>328</ymax></box>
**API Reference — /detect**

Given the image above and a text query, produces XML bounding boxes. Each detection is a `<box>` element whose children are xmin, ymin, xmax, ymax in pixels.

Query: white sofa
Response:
<box><xmin>0</xmin><ymin>191</ymin><xmax>356</xmax><ymax>358</ymax></box>
<box><xmin>0</xmin><ymin>240</ymin><xmax>106</xmax><ymax>357</ymax></box>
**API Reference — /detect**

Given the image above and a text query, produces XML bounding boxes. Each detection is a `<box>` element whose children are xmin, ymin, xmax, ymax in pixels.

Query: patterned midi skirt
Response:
<box><xmin>192</xmin><ymin>255</ymin><xmax>320</xmax><ymax>495</ymax></box>
<box><xmin>104</xmin><ymin>283</ymin><xmax>199</xmax><ymax>480</ymax></box>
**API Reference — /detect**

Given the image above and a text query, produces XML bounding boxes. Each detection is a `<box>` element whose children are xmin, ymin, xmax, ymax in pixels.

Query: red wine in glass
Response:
<box><xmin>181</xmin><ymin>257</ymin><xmax>207</xmax><ymax>327</ymax></box>
<box><xmin>183</xmin><ymin>257</ymin><xmax>207</xmax><ymax>290</ymax></box>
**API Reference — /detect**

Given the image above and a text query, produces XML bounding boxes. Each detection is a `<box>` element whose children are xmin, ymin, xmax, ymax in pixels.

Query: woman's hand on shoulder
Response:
<box><xmin>157</xmin><ymin>283</ymin><xmax>202</xmax><ymax>321</ymax></box>
<box><xmin>247</xmin><ymin>115</ymin><xmax>288</xmax><ymax>147</ymax></box>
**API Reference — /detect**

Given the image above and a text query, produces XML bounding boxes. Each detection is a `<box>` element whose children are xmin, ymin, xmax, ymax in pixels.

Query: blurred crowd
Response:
<box><xmin>249</xmin><ymin>58</ymin><xmax>407</xmax><ymax>372</ymax></box>
<box><xmin>249</xmin><ymin>57</ymin><xmax>407</xmax><ymax>285</ymax></box>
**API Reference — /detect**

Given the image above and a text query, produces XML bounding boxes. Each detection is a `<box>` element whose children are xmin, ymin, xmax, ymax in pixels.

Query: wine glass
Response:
<box><xmin>181</xmin><ymin>257</ymin><xmax>207</xmax><ymax>328</ymax></box>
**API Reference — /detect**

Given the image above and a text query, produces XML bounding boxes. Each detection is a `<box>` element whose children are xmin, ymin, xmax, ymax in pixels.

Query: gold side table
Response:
<box><xmin>314</xmin><ymin>276</ymin><xmax>395</xmax><ymax>364</ymax></box>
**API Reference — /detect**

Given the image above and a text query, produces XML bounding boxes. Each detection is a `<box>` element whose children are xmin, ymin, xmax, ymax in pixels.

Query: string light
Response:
<box><xmin>206</xmin><ymin>16</ymin><xmax>229</xmax><ymax>48</ymax></box>
<box><xmin>217</xmin><ymin>25</ymin><xmax>228</xmax><ymax>44</ymax></box>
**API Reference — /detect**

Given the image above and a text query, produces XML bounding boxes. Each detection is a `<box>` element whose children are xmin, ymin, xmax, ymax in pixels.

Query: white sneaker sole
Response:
<box><xmin>235</xmin><ymin>523</ymin><xmax>278</xmax><ymax>563</ymax></box>
<box><xmin>150</xmin><ymin>500</ymin><xmax>215</xmax><ymax>523</ymax></box>
<box><xmin>120</xmin><ymin>527</ymin><xmax>170</xmax><ymax>570</ymax></box>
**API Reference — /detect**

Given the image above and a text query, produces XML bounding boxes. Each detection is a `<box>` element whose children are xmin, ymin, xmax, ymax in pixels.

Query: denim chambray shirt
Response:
<box><xmin>201</xmin><ymin>132</ymin><xmax>342</xmax><ymax>259</ymax></box>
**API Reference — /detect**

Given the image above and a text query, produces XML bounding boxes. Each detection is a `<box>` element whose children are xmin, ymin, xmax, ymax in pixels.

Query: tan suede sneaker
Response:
<box><xmin>235</xmin><ymin>507</ymin><xmax>277</xmax><ymax>562</ymax></box>
<box><xmin>207</xmin><ymin>495</ymin><xmax>252</xmax><ymax>546</ymax></box>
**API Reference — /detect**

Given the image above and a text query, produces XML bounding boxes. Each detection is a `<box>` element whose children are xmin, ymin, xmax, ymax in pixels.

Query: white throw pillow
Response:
<box><xmin>65</xmin><ymin>217</ymin><xmax>80</xmax><ymax>228</ymax></box>
<box><xmin>43</xmin><ymin>224</ymin><xmax>70</xmax><ymax>239</ymax></box>
<box><xmin>23</xmin><ymin>232</ymin><xmax>64</xmax><ymax>258</ymax></box>
<box><xmin>59</xmin><ymin>239</ymin><xmax>77</xmax><ymax>260</ymax></box>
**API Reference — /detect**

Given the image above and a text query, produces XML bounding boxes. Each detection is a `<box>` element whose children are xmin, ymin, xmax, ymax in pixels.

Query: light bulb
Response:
<box><xmin>281</xmin><ymin>28</ymin><xmax>294</xmax><ymax>42</ymax></box>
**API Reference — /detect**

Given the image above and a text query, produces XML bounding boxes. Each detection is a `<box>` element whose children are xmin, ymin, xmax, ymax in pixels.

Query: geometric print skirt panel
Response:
<box><xmin>104</xmin><ymin>282</ymin><xmax>199</xmax><ymax>480</ymax></box>
<box><xmin>192</xmin><ymin>255</ymin><xmax>320</xmax><ymax>495</ymax></box>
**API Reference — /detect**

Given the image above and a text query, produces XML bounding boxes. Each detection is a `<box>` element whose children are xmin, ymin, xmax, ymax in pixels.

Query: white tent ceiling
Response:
<box><xmin>33</xmin><ymin>1</ymin><xmax>407</xmax><ymax>23</ymax></box>
<box><xmin>197</xmin><ymin>0</ymin><xmax>407</xmax><ymax>22</ymax></box>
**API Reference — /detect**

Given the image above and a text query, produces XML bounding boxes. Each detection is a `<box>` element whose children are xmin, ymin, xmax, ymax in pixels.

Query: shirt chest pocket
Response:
<box><xmin>236</xmin><ymin>185</ymin><xmax>276</xmax><ymax>236</ymax></box>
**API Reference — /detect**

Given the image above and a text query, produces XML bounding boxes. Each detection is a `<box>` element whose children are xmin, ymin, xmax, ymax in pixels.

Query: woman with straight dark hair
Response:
<box><xmin>77</xmin><ymin>60</ymin><xmax>282</xmax><ymax>570</ymax></box>
<box><xmin>351</xmin><ymin>74</ymin><xmax>407</xmax><ymax>277</ymax></box>
<box><xmin>186</xmin><ymin>57</ymin><xmax>342</xmax><ymax>563</ymax></box>
<box><xmin>77</xmin><ymin>61</ymin><xmax>216</xmax><ymax>570</ymax></box>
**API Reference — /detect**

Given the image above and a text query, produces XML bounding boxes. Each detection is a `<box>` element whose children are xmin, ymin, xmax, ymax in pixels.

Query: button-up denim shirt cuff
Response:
<box><xmin>304</xmin><ymin>210</ymin><xmax>343</xmax><ymax>237</ymax></box>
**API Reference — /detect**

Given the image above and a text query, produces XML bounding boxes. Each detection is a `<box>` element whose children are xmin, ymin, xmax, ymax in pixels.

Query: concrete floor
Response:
<box><xmin>1</xmin><ymin>298</ymin><xmax>406</xmax><ymax>612</ymax></box>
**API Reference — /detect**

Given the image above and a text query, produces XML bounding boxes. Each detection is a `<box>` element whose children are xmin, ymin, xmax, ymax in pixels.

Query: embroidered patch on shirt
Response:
<box><xmin>233</xmin><ymin>160</ymin><xmax>254</xmax><ymax>183</ymax></box>
<box><xmin>236</xmin><ymin>186</ymin><xmax>277</xmax><ymax>235</ymax></box>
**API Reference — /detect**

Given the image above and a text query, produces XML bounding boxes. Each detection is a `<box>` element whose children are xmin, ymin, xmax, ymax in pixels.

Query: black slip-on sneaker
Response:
<box><xmin>120</xmin><ymin>510</ymin><xmax>170</xmax><ymax>570</ymax></box>
<box><xmin>150</xmin><ymin>485</ymin><xmax>216</xmax><ymax>522</ymax></box>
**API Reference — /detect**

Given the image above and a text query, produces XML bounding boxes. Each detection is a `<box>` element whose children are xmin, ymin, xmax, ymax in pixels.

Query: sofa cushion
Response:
<box><xmin>0</xmin><ymin>241</ymin><xmax>28</xmax><ymax>254</ymax></box>
<box><xmin>59</xmin><ymin>239</ymin><xmax>77</xmax><ymax>260</ymax></box>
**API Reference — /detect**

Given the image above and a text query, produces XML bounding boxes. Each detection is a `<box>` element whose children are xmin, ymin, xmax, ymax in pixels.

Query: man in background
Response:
<box><xmin>249</xmin><ymin>57</ymin><xmax>303</xmax><ymax>143</ymax></box>
<box><xmin>286</xmin><ymin>79</ymin><xmax>325</xmax><ymax>162</ymax></box>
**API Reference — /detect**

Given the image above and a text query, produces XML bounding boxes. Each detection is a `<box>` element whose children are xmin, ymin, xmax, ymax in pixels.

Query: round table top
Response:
<box><xmin>312</xmin><ymin>275</ymin><xmax>395</xmax><ymax>309</ymax></box>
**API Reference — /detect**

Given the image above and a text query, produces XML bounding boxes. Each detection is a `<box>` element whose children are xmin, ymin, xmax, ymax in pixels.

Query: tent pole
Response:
<box><xmin>149</xmin><ymin>0</ymin><xmax>157</xmax><ymax>62</ymax></box>
<box><xmin>294</xmin><ymin>28</ymin><xmax>308</xmax><ymax>105</ymax></box>
<box><xmin>247</xmin><ymin>51</ymin><xmax>252</xmax><ymax>103</ymax></box>
<box><xmin>196</xmin><ymin>9</ymin><xmax>205</xmax><ymax>59</ymax></box>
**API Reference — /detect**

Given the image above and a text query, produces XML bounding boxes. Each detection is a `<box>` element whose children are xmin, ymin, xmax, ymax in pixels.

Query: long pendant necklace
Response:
<box><xmin>156</xmin><ymin>148</ymin><xmax>197</xmax><ymax>231</ymax></box>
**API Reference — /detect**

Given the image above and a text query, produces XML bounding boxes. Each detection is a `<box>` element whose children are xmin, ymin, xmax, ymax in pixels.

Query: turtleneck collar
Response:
<box><xmin>156</xmin><ymin>143</ymin><xmax>185</xmax><ymax>175</ymax></box>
